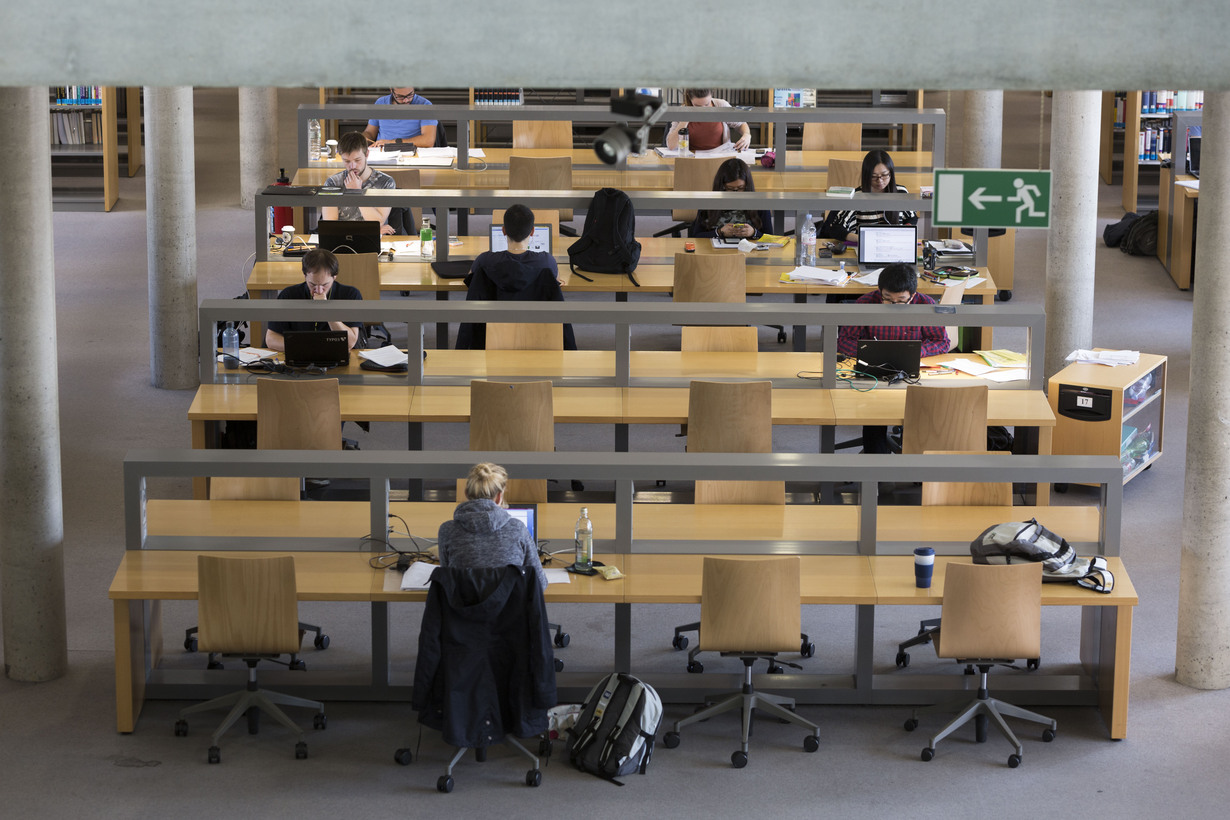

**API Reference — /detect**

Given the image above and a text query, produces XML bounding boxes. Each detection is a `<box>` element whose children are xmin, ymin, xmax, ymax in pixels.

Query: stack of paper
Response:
<box><xmin>946</xmin><ymin>357</ymin><xmax>1028</xmax><ymax>383</ymax></box>
<box><xmin>780</xmin><ymin>266</ymin><xmax>848</xmax><ymax>284</ymax></box>
<box><xmin>217</xmin><ymin>347</ymin><xmax>277</xmax><ymax>365</ymax></box>
<box><xmin>1065</xmin><ymin>349</ymin><xmax>1140</xmax><ymax>366</ymax></box>
<box><xmin>976</xmin><ymin>349</ymin><xmax>1028</xmax><ymax>368</ymax></box>
<box><xmin>359</xmin><ymin>347</ymin><xmax>410</xmax><ymax>367</ymax></box>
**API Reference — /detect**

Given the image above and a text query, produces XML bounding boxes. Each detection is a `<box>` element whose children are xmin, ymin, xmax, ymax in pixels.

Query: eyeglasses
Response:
<box><xmin>390</xmin><ymin>90</ymin><xmax>415</xmax><ymax>103</ymax></box>
<box><xmin>869</xmin><ymin>172</ymin><xmax>892</xmax><ymax>181</ymax></box>
<box><xmin>881</xmin><ymin>293</ymin><xmax>914</xmax><ymax>305</ymax></box>
<box><xmin>722</xmin><ymin>182</ymin><xmax>747</xmax><ymax>192</ymax></box>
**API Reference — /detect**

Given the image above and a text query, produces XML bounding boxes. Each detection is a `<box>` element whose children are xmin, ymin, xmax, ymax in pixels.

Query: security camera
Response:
<box><xmin>593</xmin><ymin>93</ymin><xmax>666</xmax><ymax>165</ymax></box>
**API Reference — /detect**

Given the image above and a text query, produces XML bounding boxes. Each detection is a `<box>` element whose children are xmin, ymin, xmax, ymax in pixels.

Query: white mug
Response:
<box><xmin>281</xmin><ymin>225</ymin><xmax>294</xmax><ymax>247</ymax></box>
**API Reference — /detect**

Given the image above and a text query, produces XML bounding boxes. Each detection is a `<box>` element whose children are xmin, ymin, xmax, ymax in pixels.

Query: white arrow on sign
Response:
<box><xmin>968</xmin><ymin>187</ymin><xmax>1003</xmax><ymax>211</ymax></box>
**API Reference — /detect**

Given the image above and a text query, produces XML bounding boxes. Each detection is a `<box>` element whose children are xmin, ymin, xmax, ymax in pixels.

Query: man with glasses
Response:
<box><xmin>264</xmin><ymin>249</ymin><xmax>364</xmax><ymax>352</ymax></box>
<box><xmin>836</xmin><ymin>263</ymin><xmax>949</xmax><ymax>453</ymax></box>
<box><xmin>362</xmin><ymin>86</ymin><xmax>438</xmax><ymax>148</ymax></box>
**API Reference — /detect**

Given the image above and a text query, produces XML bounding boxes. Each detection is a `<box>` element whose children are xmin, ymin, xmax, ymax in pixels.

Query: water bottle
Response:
<box><xmin>419</xmin><ymin>216</ymin><xmax>434</xmax><ymax>260</ymax></box>
<box><xmin>678</xmin><ymin>127</ymin><xmax>689</xmax><ymax>156</ymax></box>
<box><xmin>574</xmin><ymin>507</ymin><xmax>593</xmax><ymax>572</ymax></box>
<box><xmin>308</xmin><ymin>119</ymin><xmax>322</xmax><ymax>161</ymax></box>
<box><xmin>802</xmin><ymin>217</ymin><xmax>817</xmax><ymax>266</ymax></box>
<box><xmin>221</xmin><ymin>322</ymin><xmax>240</xmax><ymax>370</ymax></box>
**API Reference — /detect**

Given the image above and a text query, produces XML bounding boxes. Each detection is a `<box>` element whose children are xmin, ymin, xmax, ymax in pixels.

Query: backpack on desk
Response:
<box><xmin>567</xmin><ymin>188</ymin><xmax>641</xmax><ymax>286</ymax></box>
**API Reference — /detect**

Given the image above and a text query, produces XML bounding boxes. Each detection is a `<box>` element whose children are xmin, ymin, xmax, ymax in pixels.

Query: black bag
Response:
<box><xmin>1121</xmin><ymin>210</ymin><xmax>1159</xmax><ymax>257</ymax></box>
<box><xmin>1103</xmin><ymin>211</ymin><xmax>1138</xmax><ymax>248</ymax></box>
<box><xmin>567</xmin><ymin>188</ymin><xmax>641</xmax><ymax>285</ymax></box>
<box><xmin>817</xmin><ymin>210</ymin><xmax>847</xmax><ymax>241</ymax></box>
<box><xmin>214</xmin><ymin>292</ymin><xmax>251</xmax><ymax>347</ymax></box>
<box><xmin>566</xmin><ymin>672</ymin><xmax>662</xmax><ymax>784</ymax></box>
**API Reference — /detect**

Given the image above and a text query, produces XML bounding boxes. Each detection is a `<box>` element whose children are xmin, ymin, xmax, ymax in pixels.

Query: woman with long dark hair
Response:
<box><xmin>691</xmin><ymin>158</ymin><xmax>774</xmax><ymax>240</ymax></box>
<box><xmin>832</xmin><ymin>150</ymin><xmax>918</xmax><ymax>242</ymax></box>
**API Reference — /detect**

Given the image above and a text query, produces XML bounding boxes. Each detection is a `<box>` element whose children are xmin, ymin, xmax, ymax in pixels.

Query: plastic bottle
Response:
<box><xmin>574</xmin><ymin>507</ymin><xmax>593</xmax><ymax>571</ymax></box>
<box><xmin>419</xmin><ymin>216</ymin><xmax>434</xmax><ymax>260</ymax></box>
<box><xmin>802</xmin><ymin>216</ymin><xmax>817</xmax><ymax>266</ymax></box>
<box><xmin>308</xmin><ymin>119</ymin><xmax>322</xmax><ymax>161</ymax></box>
<box><xmin>221</xmin><ymin>322</ymin><xmax>240</xmax><ymax>370</ymax></box>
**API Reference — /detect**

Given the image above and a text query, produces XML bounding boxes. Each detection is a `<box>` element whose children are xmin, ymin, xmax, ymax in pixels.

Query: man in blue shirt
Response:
<box><xmin>362</xmin><ymin>86</ymin><xmax>438</xmax><ymax>148</ymax></box>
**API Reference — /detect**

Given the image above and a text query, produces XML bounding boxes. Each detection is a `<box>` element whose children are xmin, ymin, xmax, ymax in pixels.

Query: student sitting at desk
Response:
<box><xmin>362</xmin><ymin>86</ymin><xmax>438</xmax><ymax>148</ymax></box>
<box><xmin>830</xmin><ymin>150</ymin><xmax>918</xmax><ymax>242</ymax></box>
<box><xmin>456</xmin><ymin>204</ymin><xmax>577</xmax><ymax>350</ymax></box>
<box><xmin>438</xmin><ymin>462</ymin><xmax>548</xmax><ymax>592</ymax></box>
<box><xmin>664</xmin><ymin>89</ymin><xmax>752</xmax><ymax>152</ymax></box>
<box><xmin>836</xmin><ymin>263</ymin><xmax>949</xmax><ymax>454</ymax></box>
<box><xmin>264</xmin><ymin>249</ymin><xmax>364</xmax><ymax>352</ymax></box>
<box><xmin>691</xmin><ymin>158</ymin><xmax>774</xmax><ymax>241</ymax></box>
<box><xmin>321</xmin><ymin>132</ymin><xmax>396</xmax><ymax>235</ymax></box>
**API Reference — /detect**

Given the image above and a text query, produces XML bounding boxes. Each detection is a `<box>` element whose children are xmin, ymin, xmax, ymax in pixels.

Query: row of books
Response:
<box><xmin>50</xmin><ymin>86</ymin><xmax>103</xmax><ymax>105</ymax></box>
<box><xmin>1140</xmin><ymin>90</ymin><xmax>1203</xmax><ymax>114</ymax></box>
<box><xmin>473</xmin><ymin>88</ymin><xmax>523</xmax><ymax>106</ymax></box>
<box><xmin>50</xmin><ymin>109</ymin><xmax>102</xmax><ymax>145</ymax></box>
<box><xmin>1137</xmin><ymin>126</ymin><xmax>1172</xmax><ymax>163</ymax></box>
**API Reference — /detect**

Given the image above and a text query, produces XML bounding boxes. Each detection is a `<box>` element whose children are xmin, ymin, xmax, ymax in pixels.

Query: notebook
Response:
<box><xmin>282</xmin><ymin>330</ymin><xmax>350</xmax><ymax>368</ymax></box>
<box><xmin>490</xmin><ymin>223</ymin><xmax>552</xmax><ymax>255</ymax></box>
<box><xmin>854</xmin><ymin>339</ymin><xmax>922</xmax><ymax>381</ymax></box>
<box><xmin>317</xmin><ymin>219</ymin><xmax>381</xmax><ymax>255</ymax></box>
<box><xmin>858</xmin><ymin>225</ymin><xmax>918</xmax><ymax>267</ymax></box>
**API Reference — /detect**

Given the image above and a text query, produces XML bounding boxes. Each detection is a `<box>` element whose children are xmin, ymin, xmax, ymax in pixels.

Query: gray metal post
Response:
<box><xmin>1043</xmin><ymin>91</ymin><xmax>1100</xmax><ymax>379</ymax></box>
<box><xmin>238</xmin><ymin>87</ymin><xmax>278</xmax><ymax>209</ymax></box>
<box><xmin>145</xmin><ymin>87</ymin><xmax>200</xmax><ymax>389</ymax></box>
<box><xmin>1176</xmin><ymin>92</ymin><xmax>1230</xmax><ymax>689</ymax></box>
<box><xmin>0</xmin><ymin>86</ymin><xmax>69</xmax><ymax>682</ymax></box>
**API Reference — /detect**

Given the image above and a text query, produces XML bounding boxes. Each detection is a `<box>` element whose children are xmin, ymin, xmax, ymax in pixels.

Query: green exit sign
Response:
<box><xmin>933</xmin><ymin>169</ymin><xmax>1052</xmax><ymax>229</ymax></box>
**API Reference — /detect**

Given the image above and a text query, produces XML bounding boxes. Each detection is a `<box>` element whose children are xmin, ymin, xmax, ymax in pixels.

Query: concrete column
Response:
<box><xmin>963</xmin><ymin>90</ymin><xmax>1003</xmax><ymax>169</ymax></box>
<box><xmin>0</xmin><ymin>87</ymin><xmax>68</xmax><ymax>681</ymax></box>
<box><xmin>1043</xmin><ymin>91</ymin><xmax>1101</xmax><ymax>378</ymax></box>
<box><xmin>239</xmin><ymin>87</ymin><xmax>278</xmax><ymax>209</ymax></box>
<box><xmin>1176</xmin><ymin>91</ymin><xmax>1230</xmax><ymax>689</ymax></box>
<box><xmin>145</xmin><ymin>87</ymin><xmax>199</xmax><ymax>390</ymax></box>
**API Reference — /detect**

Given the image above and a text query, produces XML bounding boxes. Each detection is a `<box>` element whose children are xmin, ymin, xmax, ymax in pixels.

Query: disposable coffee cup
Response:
<box><xmin>914</xmin><ymin>547</ymin><xmax>935</xmax><ymax>589</ymax></box>
<box><xmin>281</xmin><ymin>225</ymin><xmax>294</xmax><ymax>247</ymax></box>
<box><xmin>325</xmin><ymin>139</ymin><xmax>338</xmax><ymax>158</ymax></box>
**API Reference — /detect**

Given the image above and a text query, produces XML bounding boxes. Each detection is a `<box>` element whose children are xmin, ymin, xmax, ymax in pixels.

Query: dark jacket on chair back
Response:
<box><xmin>412</xmin><ymin>565</ymin><xmax>556</xmax><ymax>747</ymax></box>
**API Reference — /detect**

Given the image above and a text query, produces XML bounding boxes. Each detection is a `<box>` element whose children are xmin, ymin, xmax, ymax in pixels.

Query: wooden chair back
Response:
<box><xmin>335</xmin><ymin>252</ymin><xmax>380</xmax><ymax>303</ymax></box>
<box><xmin>688</xmin><ymin>380</ymin><xmax>783</xmax><ymax>504</ymax></box>
<box><xmin>196</xmin><ymin>554</ymin><xmax>300</xmax><ymax>655</ymax></box>
<box><xmin>491</xmin><ymin>208</ymin><xmax>560</xmax><ymax>238</ymax></box>
<box><xmin>671</xmin><ymin>156</ymin><xmax>728</xmax><ymax>222</ymax></box>
<box><xmin>938</xmin><ymin>283</ymin><xmax>965</xmax><ymax>351</ymax></box>
<box><xmin>936</xmin><ymin>562</ymin><xmax>1042</xmax><ymax>660</ymax></box>
<box><xmin>509</xmin><ymin>155</ymin><xmax>573</xmax><ymax>221</ymax></box>
<box><xmin>921</xmin><ymin>450</ymin><xmax>1012</xmax><ymax>506</ymax></box>
<box><xmin>681</xmin><ymin>326</ymin><xmax>758</xmax><ymax>352</ymax></box>
<box><xmin>384</xmin><ymin>168</ymin><xmax>422</xmax><ymax>231</ymax></box>
<box><xmin>901</xmin><ymin>384</ymin><xmax>987</xmax><ymax>455</ymax></box>
<box><xmin>467</xmin><ymin>380</ymin><xmax>554</xmax><ymax>503</ymax></box>
<box><xmin>827</xmin><ymin>158</ymin><xmax>862</xmax><ymax>188</ymax></box>
<box><xmin>486</xmin><ymin>323</ymin><xmax>565</xmax><ymax>351</ymax></box>
<box><xmin>698</xmin><ymin>556</ymin><xmax>801</xmax><ymax>653</ymax></box>
<box><xmin>802</xmin><ymin>122</ymin><xmax>862</xmax><ymax>151</ymax></box>
<box><xmin>513</xmin><ymin>120</ymin><xmax>573</xmax><ymax>149</ymax></box>
<box><xmin>673</xmin><ymin>252</ymin><xmax>746</xmax><ymax>304</ymax></box>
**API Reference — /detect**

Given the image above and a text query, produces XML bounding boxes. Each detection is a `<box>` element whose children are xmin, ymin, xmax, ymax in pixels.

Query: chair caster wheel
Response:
<box><xmin>174</xmin><ymin>720</ymin><xmax>188</xmax><ymax>737</ymax></box>
<box><xmin>554</xmin><ymin>632</ymin><xmax>570</xmax><ymax>648</ymax></box>
<box><xmin>803</xmin><ymin>735</ymin><xmax>819</xmax><ymax>753</ymax></box>
<box><xmin>207</xmin><ymin>661</ymin><xmax>224</xmax><ymax>671</ymax></box>
<box><xmin>437</xmin><ymin>775</ymin><xmax>454</xmax><ymax>793</ymax></box>
<box><xmin>777</xmin><ymin>330</ymin><xmax>787</xmax><ymax>344</ymax></box>
<box><xmin>313</xmin><ymin>713</ymin><xmax>327</xmax><ymax>730</ymax></box>
<box><xmin>394</xmin><ymin>748</ymin><xmax>413</xmax><ymax>765</ymax></box>
<box><xmin>208</xmin><ymin>746</ymin><xmax>221</xmax><ymax>764</ymax></box>
<box><xmin>663</xmin><ymin>731</ymin><xmax>680</xmax><ymax>749</ymax></box>
<box><xmin>1008</xmin><ymin>753</ymin><xmax>1021</xmax><ymax>768</ymax></box>
<box><xmin>1027</xmin><ymin>657</ymin><xmax>1040</xmax><ymax>671</ymax></box>
<box><xmin>767</xmin><ymin>663</ymin><xmax>785</xmax><ymax>674</ymax></box>
<box><xmin>921</xmin><ymin>747</ymin><xmax>934</xmax><ymax>762</ymax></box>
<box><xmin>184</xmin><ymin>636</ymin><xmax>197</xmax><ymax>652</ymax></box>
<box><xmin>554</xmin><ymin>657</ymin><xmax>564</xmax><ymax>672</ymax></box>
<box><xmin>731</xmin><ymin>750</ymin><xmax>748</xmax><ymax>768</ymax></box>
<box><xmin>314</xmin><ymin>633</ymin><xmax>330</xmax><ymax>650</ymax></box>
<box><xmin>295</xmin><ymin>741</ymin><xmax>308</xmax><ymax>760</ymax></box>
<box><xmin>1054</xmin><ymin>483</ymin><xmax>1069</xmax><ymax>494</ymax></box>
<box><xmin>686</xmin><ymin>660</ymin><xmax>704</xmax><ymax>674</ymax></box>
<box><xmin>672</xmin><ymin>635</ymin><xmax>688</xmax><ymax>651</ymax></box>
<box><xmin>289</xmin><ymin>659</ymin><xmax>307</xmax><ymax>671</ymax></box>
<box><xmin>1042</xmin><ymin>728</ymin><xmax>1056</xmax><ymax>742</ymax></box>
<box><xmin>896</xmin><ymin>651</ymin><xmax>910</xmax><ymax>668</ymax></box>
<box><xmin>539</xmin><ymin>738</ymin><xmax>553</xmax><ymax>758</ymax></box>
<box><xmin>800</xmin><ymin>640</ymin><xmax>815</xmax><ymax>658</ymax></box>
<box><xmin>904</xmin><ymin>718</ymin><xmax>919</xmax><ymax>732</ymax></box>
<box><xmin>998</xmin><ymin>289</ymin><xmax>1013</xmax><ymax>302</ymax></box>
<box><xmin>526</xmin><ymin>769</ymin><xmax>542</xmax><ymax>787</ymax></box>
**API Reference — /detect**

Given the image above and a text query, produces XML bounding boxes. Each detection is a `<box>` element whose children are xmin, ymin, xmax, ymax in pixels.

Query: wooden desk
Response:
<box><xmin>1169</xmin><ymin>182</ymin><xmax>1199</xmax><ymax>290</ymax></box>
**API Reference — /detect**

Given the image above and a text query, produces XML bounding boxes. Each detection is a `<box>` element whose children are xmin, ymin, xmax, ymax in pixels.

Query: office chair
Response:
<box><xmin>385</xmin><ymin>168</ymin><xmax>422</xmax><ymax>236</ymax></box>
<box><xmin>904</xmin><ymin>561</ymin><xmax>1056</xmax><ymax>767</ymax></box>
<box><xmin>895</xmin><ymin>450</ymin><xmax>1012</xmax><ymax>668</ymax></box>
<box><xmin>801</xmin><ymin>122</ymin><xmax>862</xmax><ymax>152</ymax></box>
<box><xmin>662</xmin><ymin>556</ymin><xmax>821</xmax><ymax>767</ymax></box>
<box><xmin>651</xmin><ymin>156</ymin><xmax>727</xmax><ymax>238</ymax></box>
<box><xmin>508</xmin><ymin>154</ymin><xmax>576</xmax><ymax>234</ymax></box>
<box><xmin>825</xmin><ymin>157</ymin><xmax>862</xmax><ymax>188</ymax></box>
<box><xmin>174</xmin><ymin>555</ymin><xmax>326</xmax><ymax>764</ymax></box>
<box><xmin>513</xmin><ymin>119</ymin><xmax>572</xmax><ymax>150</ymax></box>
<box><xmin>401</xmin><ymin>565</ymin><xmax>554</xmax><ymax>790</ymax></box>
<box><xmin>669</xmin><ymin>381</ymin><xmax>813</xmax><ymax>670</ymax></box>
<box><xmin>673</xmin><ymin>250</ymin><xmax>786</xmax><ymax>344</ymax></box>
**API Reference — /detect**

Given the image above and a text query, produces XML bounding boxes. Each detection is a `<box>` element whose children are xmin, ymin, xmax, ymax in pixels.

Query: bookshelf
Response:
<box><xmin>48</xmin><ymin>86</ymin><xmax>142</xmax><ymax>211</ymax></box>
<box><xmin>1113</xmin><ymin>90</ymin><xmax>1202</xmax><ymax>213</ymax></box>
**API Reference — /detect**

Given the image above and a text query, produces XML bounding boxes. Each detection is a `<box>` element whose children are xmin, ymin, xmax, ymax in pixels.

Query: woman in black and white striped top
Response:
<box><xmin>832</xmin><ymin>150</ymin><xmax>917</xmax><ymax>242</ymax></box>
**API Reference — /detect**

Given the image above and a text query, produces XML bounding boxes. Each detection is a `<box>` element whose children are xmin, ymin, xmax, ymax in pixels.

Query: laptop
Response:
<box><xmin>854</xmin><ymin>339</ymin><xmax>922</xmax><ymax>381</ymax></box>
<box><xmin>282</xmin><ymin>330</ymin><xmax>350</xmax><ymax>368</ymax></box>
<box><xmin>1188</xmin><ymin>134</ymin><xmax>1201</xmax><ymax>178</ymax></box>
<box><xmin>490</xmin><ymin>223</ymin><xmax>553</xmax><ymax>255</ymax></box>
<box><xmin>505</xmin><ymin>503</ymin><xmax>539</xmax><ymax>547</ymax></box>
<box><xmin>317</xmin><ymin>220</ymin><xmax>381</xmax><ymax>255</ymax></box>
<box><xmin>858</xmin><ymin>225</ymin><xmax>918</xmax><ymax>268</ymax></box>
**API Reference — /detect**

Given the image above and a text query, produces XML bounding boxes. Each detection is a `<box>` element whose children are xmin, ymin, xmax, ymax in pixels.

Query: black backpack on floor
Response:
<box><xmin>567</xmin><ymin>188</ymin><xmax>641</xmax><ymax>286</ymax></box>
<box><xmin>1121</xmin><ymin>210</ymin><xmax>1159</xmax><ymax>257</ymax></box>
<box><xmin>566</xmin><ymin>672</ymin><xmax>662</xmax><ymax>784</ymax></box>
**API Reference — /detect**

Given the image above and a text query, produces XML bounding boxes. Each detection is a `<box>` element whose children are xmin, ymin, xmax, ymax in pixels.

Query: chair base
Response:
<box><xmin>430</xmin><ymin>734</ymin><xmax>546</xmax><ymax>792</ymax></box>
<box><xmin>672</xmin><ymin>622</ymin><xmax>814</xmax><ymax>673</ymax></box>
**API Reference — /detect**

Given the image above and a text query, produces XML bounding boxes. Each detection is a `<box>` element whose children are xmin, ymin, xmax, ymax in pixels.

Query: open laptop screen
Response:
<box><xmin>490</xmin><ymin>224</ymin><xmax>552</xmax><ymax>255</ymax></box>
<box><xmin>858</xmin><ymin>225</ymin><xmax>917</xmax><ymax>267</ymax></box>
<box><xmin>505</xmin><ymin>503</ymin><xmax>538</xmax><ymax>544</ymax></box>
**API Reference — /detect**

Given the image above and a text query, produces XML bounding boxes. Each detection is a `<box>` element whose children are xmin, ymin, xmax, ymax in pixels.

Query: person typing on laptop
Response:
<box><xmin>362</xmin><ymin>86</ymin><xmax>437</xmax><ymax>149</ymax></box>
<box><xmin>836</xmin><ymin>263</ymin><xmax>949</xmax><ymax>454</ymax></box>
<box><xmin>264</xmin><ymin>249</ymin><xmax>364</xmax><ymax>352</ymax></box>
<box><xmin>321</xmin><ymin>132</ymin><xmax>396</xmax><ymax>235</ymax></box>
<box><xmin>456</xmin><ymin>204</ymin><xmax>576</xmax><ymax>350</ymax></box>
